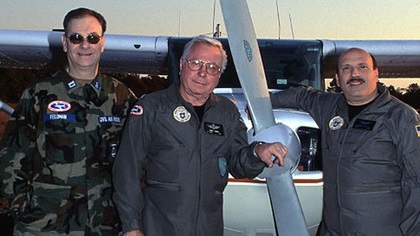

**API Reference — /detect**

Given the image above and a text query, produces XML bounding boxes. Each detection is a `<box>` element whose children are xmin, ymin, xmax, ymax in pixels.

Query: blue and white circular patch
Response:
<box><xmin>173</xmin><ymin>106</ymin><xmax>191</xmax><ymax>123</ymax></box>
<box><xmin>329</xmin><ymin>115</ymin><xmax>345</xmax><ymax>131</ymax></box>
<box><xmin>130</xmin><ymin>104</ymin><xmax>143</xmax><ymax>116</ymax></box>
<box><xmin>47</xmin><ymin>100</ymin><xmax>71</xmax><ymax>112</ymax></box>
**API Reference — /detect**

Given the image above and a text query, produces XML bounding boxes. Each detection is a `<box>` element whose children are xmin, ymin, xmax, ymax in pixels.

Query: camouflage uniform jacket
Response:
<box><xmin>0</xmin><ymin>70</ymin><xmax>135</xmax><ymax>235</ymax></box>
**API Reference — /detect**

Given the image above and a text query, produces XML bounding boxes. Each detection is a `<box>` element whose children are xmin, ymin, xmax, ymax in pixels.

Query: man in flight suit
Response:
<box><xmin>113</xmin><ymin>35</ymin><xmax>288</xmax><ymax>236</ymax></box>
<box><xmin>271</xmin><ymin>48</ymin><xmax>420</xmax><ymax>235</ymax></box>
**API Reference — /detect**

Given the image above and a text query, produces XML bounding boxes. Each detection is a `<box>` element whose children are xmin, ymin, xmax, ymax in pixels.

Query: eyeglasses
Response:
<box><xmin>185</xmin><ymin>59</ymin><xmax>221</xmax><ymax>75</ymax></box>
<box><xmin>67</xmin><ymin>33</ymin><xmax>103</xmax><ymax>44</ymax></box>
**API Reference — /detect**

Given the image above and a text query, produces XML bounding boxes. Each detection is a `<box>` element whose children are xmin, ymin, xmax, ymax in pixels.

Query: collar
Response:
<box><xmin>59</xmin><ymin>70</ymin><xmax>102</xmax><ymax>96</ymax></box>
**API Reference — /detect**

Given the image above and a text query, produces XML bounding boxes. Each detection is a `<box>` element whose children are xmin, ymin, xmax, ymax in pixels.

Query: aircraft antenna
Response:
<box><xmin>289</xmin><ymin>13</ymin><xmax>295</xmax><ymax>39</ymax></box>
<box><xmin>276</xmin><ymin>0</ymin><xmax>281</xmax><ymax>39</ymax></box>
<box><xmin>178</xmin><ymin>11</ymin><xmax>181</xmax><ymax>36</ymax></box>
<box><xmin>213</xmin><ymin>24</ymin><xmax>221</xmax><ymax>38</ymax></box>
<box><xmin>212</xmin><ymin>0</ymin><xmax>216</xmax><ymax>37</ymax></box>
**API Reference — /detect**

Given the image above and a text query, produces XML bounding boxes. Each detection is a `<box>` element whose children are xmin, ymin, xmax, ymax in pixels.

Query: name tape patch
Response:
<box><xmin>204</xmin><ymin>122</ymin><xmax>224</xmax><ymax>136</ymax></box>
<box><xmin>352</xmin><ymin>119</ymin><xmax>376</xmax><ymax>131</ymax></box>
<box><xmin>43</xmin><ymin>114</ymin><xmax>76</xmax><ymax>121</ymax></box>
<box><xmin>99</xmin><ymin>116</ymin><xmax>122</xmax><ymax>123</ymax></box>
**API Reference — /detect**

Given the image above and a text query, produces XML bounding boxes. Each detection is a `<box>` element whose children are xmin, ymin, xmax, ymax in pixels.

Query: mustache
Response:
<box><xmin>347</xmin><ymin>77</ymin><xmax>365</xmax><ymax>84</ymax></box>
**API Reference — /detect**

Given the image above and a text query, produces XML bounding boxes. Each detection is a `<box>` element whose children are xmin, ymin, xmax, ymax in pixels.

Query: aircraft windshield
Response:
<box><xmin>218</xmin><ymin>39</ymin><xmax>323</xmax><ymax>90</ymax></box>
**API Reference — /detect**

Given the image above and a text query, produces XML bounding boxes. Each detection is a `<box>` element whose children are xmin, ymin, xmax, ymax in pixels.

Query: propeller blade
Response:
<box><xmin>249</xmin><ymin>124</ymin><xmax>309</xmax><ymax>236</ymax></box>
<box><xmin>220</xmin><ymin>0</ymin><xmax>309</xmax><ymax>235</ymax></box>
<box><xmin>266</xmin><ymin>172</ymin><xmax>309</xmax><ymax>235</ymax></box>
<box><xmin>219</xmin><ymin>0</ymin><xmax>274</xmax><ymax>133</ymax></box>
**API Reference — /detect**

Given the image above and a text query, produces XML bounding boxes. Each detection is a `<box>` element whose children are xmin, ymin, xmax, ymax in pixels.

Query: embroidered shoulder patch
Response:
<box><xmin>130</xmin><ymin>105</ymin><xmax>143</xmax><ymax>116</ymax></box>
<box><xmin>415</xmin><ymin>125</ymin><xmax>420</xmax><ymax>138</ymax></box>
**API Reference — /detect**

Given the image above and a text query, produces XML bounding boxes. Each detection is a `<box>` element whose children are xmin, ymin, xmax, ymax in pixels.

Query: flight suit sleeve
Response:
<box><xmin>398</xmin><ymin>111</ymin><xmax>420</xmax><ymax>235</ymax></box>
<box><xmin>270</xmin><ymin>86</ymin><xmax>332</xmax><ymax>124</ymax></box>
<box><xmin>227</xmin><ymin>106</ymin><xmax>266</xmax><ymax>179</ymax></box>
<box><xmin>0</xmin><ymin>88</ymin><xmax>38</xmax><ymax>216</ymax></box>
<box><xmin>112</xmin><ymin>101</ymin><xmax>151</xmax><ymax>233</ymax></box>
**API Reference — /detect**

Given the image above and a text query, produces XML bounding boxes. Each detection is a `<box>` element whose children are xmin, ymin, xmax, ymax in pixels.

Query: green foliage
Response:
<box><xmin>326</xmin><ymin>78</ymin><xmax>420</xmax><ymax>110</ymax></box>
<box><xmin>0</xmin><ymin>69</ymin><xmax>168</xmax><ymax>102</ymax></box>
<box><xmin>0</xmin><ymin>68</ymin><xmax>54</xmax><ymax>103</ymax></box>
<box><xmin>1</xmin><ymin>68</ymin><xmax>419</xmax><ymax>110</ymax></box>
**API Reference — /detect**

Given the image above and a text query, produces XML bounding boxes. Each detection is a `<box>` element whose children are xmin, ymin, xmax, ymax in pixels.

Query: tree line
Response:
<box><xmin>327</xmin><ymin>79</ymin><xmax>420</xmax><ymax>111</ymax></box>
<box><xmin>0</xmin><ymin>68</ymin><xmax>168</xmax><ymax>103</ymax></box>
<box><xmin>1</xmin><ymin>68</ymin><xmax>419</xmax><ymax>111</ymax></box>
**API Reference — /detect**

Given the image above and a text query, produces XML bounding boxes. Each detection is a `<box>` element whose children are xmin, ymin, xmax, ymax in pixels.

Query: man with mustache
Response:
<box><xmin>270</xmin><ymin>47</ymin><xmax>420</xmax><ymax>235</ymax></box>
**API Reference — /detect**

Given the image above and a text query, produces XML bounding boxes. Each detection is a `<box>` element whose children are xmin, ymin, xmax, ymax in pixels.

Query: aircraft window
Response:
<box><xmin>217</xmin><ymin>39</ymin><xmax>323</xmax><ymax>90</ymax></box>
<box><xmin>296</xmin><ymin>127</ymin><xmax>322</xmax><ymax>171</ymax></box>
<box><xmin>167</xmin><ymin>38</ymin><xmax>323</xmax><ymax>90</ymax></box>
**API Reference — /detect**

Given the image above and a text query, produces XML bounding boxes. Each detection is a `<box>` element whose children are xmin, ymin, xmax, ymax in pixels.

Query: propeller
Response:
<box><xmin>220</xmin><ymin>0</ymin><xmax>309</xmax><ymax>235</ymax></box>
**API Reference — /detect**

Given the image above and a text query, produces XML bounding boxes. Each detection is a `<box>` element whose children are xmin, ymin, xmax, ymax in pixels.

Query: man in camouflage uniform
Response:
<box><xmin>0</xmin><ymin>8</ymin><xmax>135</xmax><ymax>235</ymax></box>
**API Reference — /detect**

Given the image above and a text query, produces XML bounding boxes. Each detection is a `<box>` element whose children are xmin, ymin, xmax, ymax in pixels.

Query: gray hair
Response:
<box><xmin>181</xmin><ymin>35</ymin><xmax>228</xmax><ymax>72</ymax></box>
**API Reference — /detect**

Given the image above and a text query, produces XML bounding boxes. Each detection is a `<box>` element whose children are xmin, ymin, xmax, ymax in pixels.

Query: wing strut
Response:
<box><xmin>220</xmin><ymin>0</ymin><xmax>309</xmax><ymax>235</ymax></box>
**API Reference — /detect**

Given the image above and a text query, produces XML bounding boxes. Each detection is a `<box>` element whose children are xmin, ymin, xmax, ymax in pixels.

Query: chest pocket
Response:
<box><xmin>350</xmin><ymin>126</ymin><xmax>396</xmax><ymax>164</ymax></box>
<box><xmin>42</xmin><ymin>114</ymin><xmax>76</xmax><ymax>164</ymax></box>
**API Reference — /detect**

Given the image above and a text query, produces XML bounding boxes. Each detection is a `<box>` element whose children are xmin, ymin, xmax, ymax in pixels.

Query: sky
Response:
<box><xmin>3</xmin><ymin>0</ymin><xmax>420</xmax><ymax>39</ymax></box>
<box><xmin>1</xmin><ymin>0</ymin><xmax>419</xmax><ymax>87</ymax></box>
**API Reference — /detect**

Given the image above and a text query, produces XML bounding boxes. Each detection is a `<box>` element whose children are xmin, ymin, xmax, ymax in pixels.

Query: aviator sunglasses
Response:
<box><xmin>67</xmin><ymin>33</ymin><xmax>102</xmax><ymax>44</ymax></box>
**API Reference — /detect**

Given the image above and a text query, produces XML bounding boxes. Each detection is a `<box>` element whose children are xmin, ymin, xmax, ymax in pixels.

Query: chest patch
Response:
<box><xmin>173</xmin><ymin>106</ymin><xmax>191</xmax><ymax>123</ymax></box>
<box><xmin>204</xmin><ymin>122</ymin><xmax>224</xmax><ymax>136</ymax></box>
<box><xmin>352</xmin><ymin>118</ymin><xmax>376</xmax><ymax>131</ymax></box>
<box><xmin>47</xmin><ymin>100</ymin><xmax>71</xmax><ymax>112</ymax></box>
<box><xmin>328</xmin><ymin>115</ymin><xmax>345</xmax><ymax>131</ymax></box>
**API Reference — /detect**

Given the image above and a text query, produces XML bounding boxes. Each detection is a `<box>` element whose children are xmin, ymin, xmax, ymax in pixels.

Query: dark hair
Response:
<box><xmin>63</xmin><ymin>8</ymin><xmax>107</xmax><ymax>35</ymax></box>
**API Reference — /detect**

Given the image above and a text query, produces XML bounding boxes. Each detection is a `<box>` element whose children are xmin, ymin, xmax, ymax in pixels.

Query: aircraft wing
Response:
<box><xmin>2</xmin><ymin>29</ymin><xmax>420</xmax><ymax>78</ymax></box>
<box><xmin>0</xmin><ymin>29</ymin><xmax>169</xmax><ymax>75</ymax></box>
<box><xmin>322</xmin><ymin>39</ymin><xmax>420</xmax><ymax>78</ymax></box>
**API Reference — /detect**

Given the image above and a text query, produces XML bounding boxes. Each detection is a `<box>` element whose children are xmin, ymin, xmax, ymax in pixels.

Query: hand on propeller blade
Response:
<box><xmin>254</xmin><ymin>142</ymin><xmax>288</xmax><ymax>168</ymax></box>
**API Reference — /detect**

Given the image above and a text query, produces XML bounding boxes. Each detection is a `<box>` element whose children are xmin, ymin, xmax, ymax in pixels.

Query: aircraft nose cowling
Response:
<box><xmin>248</xmin><ymin>123</ymin><xmax>301</xmax><ymax>177</ymax></box>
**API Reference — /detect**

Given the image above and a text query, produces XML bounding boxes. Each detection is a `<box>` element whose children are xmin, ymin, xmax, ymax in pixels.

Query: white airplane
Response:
<box><xmin>1</xmin><ymin>1</ymin><xmax>420</xmax><ymax>235</ymax></box>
